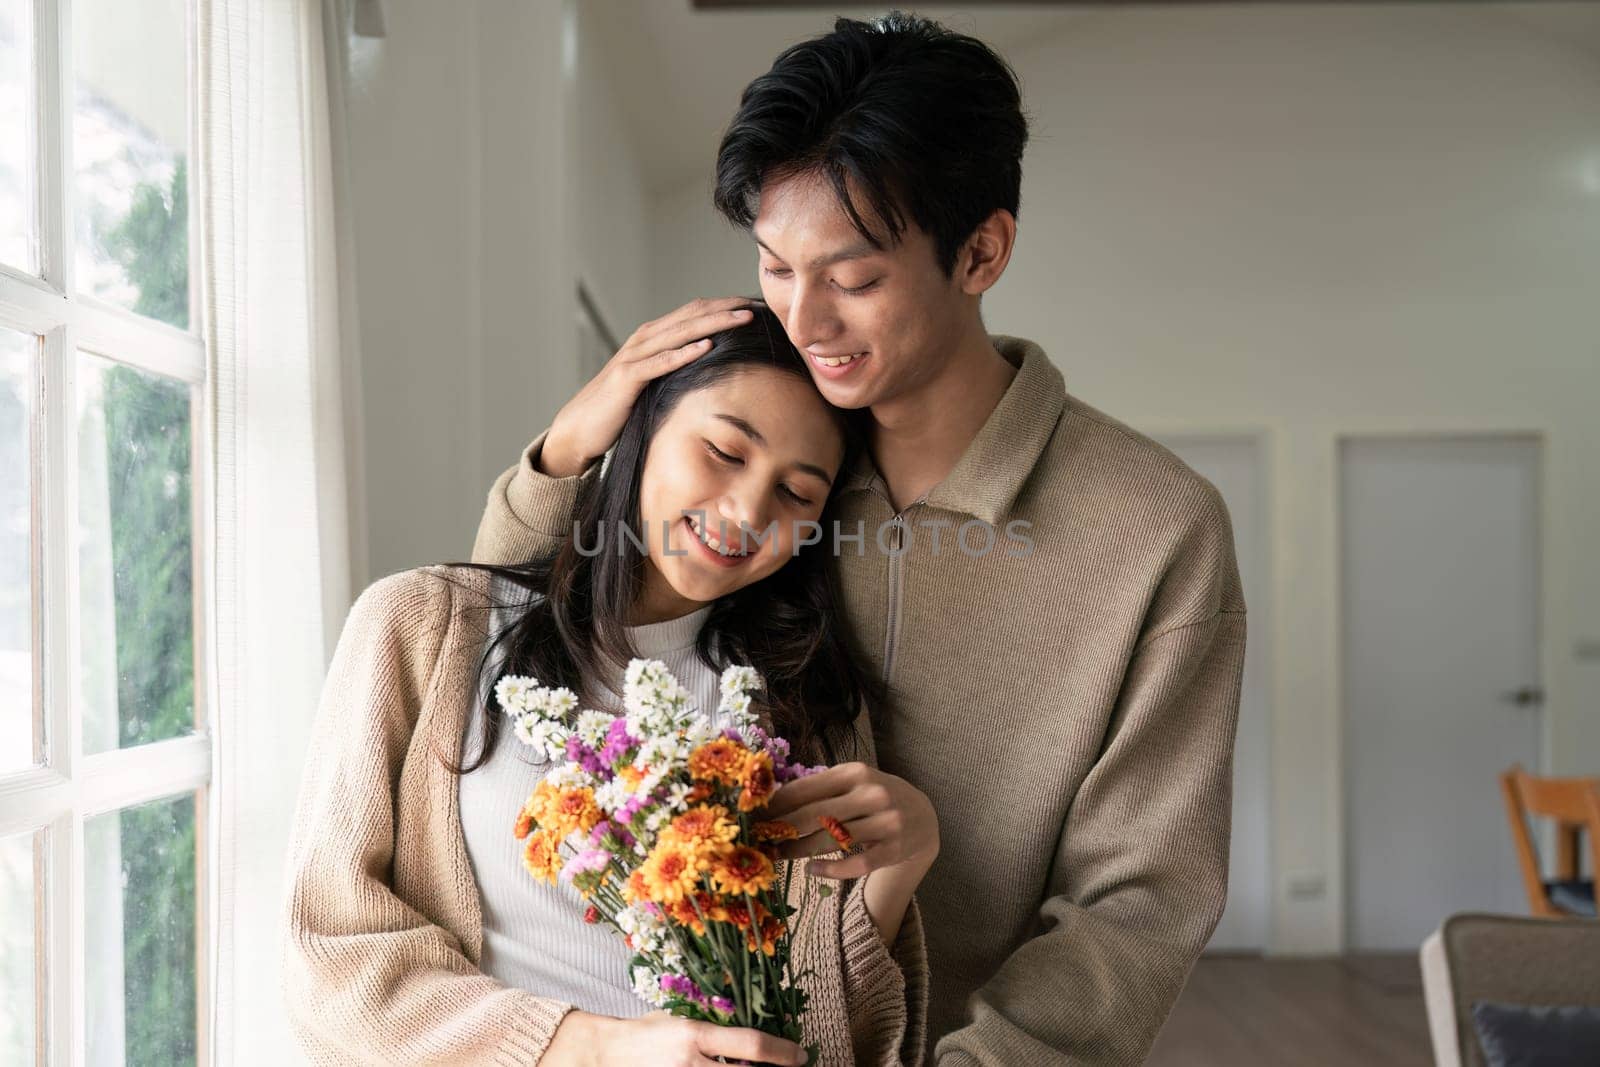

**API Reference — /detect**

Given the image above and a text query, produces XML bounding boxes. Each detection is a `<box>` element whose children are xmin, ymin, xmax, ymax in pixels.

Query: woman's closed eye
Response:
<box><xmin>703</xmin><ymin>441</ymin><xmax>814</xmax><ymax>506</ymax></box>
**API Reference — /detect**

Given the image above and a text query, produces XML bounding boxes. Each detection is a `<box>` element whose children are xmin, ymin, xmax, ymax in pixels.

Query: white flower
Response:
<box><xmin>719</xmin><ymin>664</ymin><xmax>762</xmax><ymax>698</ymax></box>
<box><xmin>722</xmin><ymin>690</ymin><xmax>757</xmax><ymax>729</ymax></box>
<box><xmin>645</xmin><ymin>808</ymin><xmax>671</xmax><ymax>833</ymax></box>
<box><xmin>511</xmin><ymin>712</ymin><xmax>542</xmax><ymax>748</ymax></box>
<box><xmin>542</xmin><ymin>687</ymin><xmax>580</xmax><ymax>718</ymax></box>
<box><xmin>546</xmin><ymin>763</ymin><xmax>592</xmax><ymax>790</ymax></box>
<box><xmin>494</xmin><ymin>674</ymin><xmax>539</xmax><ymax>715</ymax></box>
<box><xmin>632</xmin><ymin>965</ymin><xmax>667</xmax><ymax>1007</ymax></box>
<box><xmin>575</xmin><ymin>709</ymin><xmax>614</xmax><ymax>747</ymax></box>
<box><xmin>512</xmin><ymin>717</ymin><xmax>569</xmax><ymax>762</ymax></box>
<box><xmin>682</xmin><ymin>716</ymin><xmax>715</xmax><ymax>748</ymax></box>
<box><xmin>634</xmin><ymin>735</ymin><xmax>684</xmax><ymax>774</ymax></box>
<box><xmin>665</xmin><ymin>781</ymin><xmax>694</xmax><ymax>813</ymax></box>
<box><xmin>594</xmin><ymin>778</ymin><xmax>631</xmax><ymax>815</ymax></box>
<box><xmin>635</xmin><ymin>769</ymin><xmax>667</xmax><ymax>798</ymax></box>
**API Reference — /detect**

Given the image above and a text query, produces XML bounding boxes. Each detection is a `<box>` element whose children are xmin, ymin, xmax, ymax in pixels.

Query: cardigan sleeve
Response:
<box><xmin>788</xmin><ymin>707</ymin><xmax>931</xmax><ymax>1066</ymax></box>
<box><xmin>281</xmin><ymin>572</ymin><xmax>573</xmax><ymax>1065</ymax></box>
<box><xmin>932</xmin><ymin>608</ymin><xmax>1246</xmax><ymax>1066</ymax></box>
<box><xmin>471</xmin><ymin>430</ymin><xmax>599</xmax><ymax>565</ymax></box>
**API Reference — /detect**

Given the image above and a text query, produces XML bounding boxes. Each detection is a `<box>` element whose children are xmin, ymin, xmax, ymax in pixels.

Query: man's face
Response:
<box><xmin>752</xmin><ymin>170</ymin><xmax>972</xmax><ymax>412</ymax></box>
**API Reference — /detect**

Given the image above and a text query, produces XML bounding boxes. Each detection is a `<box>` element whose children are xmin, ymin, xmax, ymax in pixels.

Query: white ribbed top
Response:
<box><xmin>458</xmin><ymin>582</ymin><xmax>722</xmax><ymax>1017</ymax></box>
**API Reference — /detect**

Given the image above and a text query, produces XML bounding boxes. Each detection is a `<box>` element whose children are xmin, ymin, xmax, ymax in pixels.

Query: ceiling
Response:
<box><xmin>583</xmin><ymin>1</ymin><xmax>1600</xmax><ymax>194</ymax></box>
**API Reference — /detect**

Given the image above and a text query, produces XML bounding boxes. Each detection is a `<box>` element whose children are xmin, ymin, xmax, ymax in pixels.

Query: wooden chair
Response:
<box><xmin>1499</xmin><ymin>764</ymin><xmax>1600</xmax><ymax>918</ymax></box>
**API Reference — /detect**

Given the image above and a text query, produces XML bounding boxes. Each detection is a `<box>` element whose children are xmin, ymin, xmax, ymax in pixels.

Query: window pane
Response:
<box><xmin>73</xmin><ymin>0</ymin><xmax>189</xmax><ymax>328</ymax></box>
<box><xmin>85</xmin><ymin>793</ymin><xmax>199</xmax><ymax>1067</ymax></box>
<box><xmin>77</xmin><ymin>354</ymin><xmax>196</xmax><ymax>753</ymax></box>
<box><xmin>0</xmin><ymin>0</ymin><xmax>37</xmax><ymax>272</ymax></box>
<box><xmin>0</xmin><ymin>328</ymin><xmax>34</xmax><ymax>772</ymax></box>
<box><xmin>0</xmin><ymin>830</ymin><xmax>38</xmax><ymax>1064</ymax></box>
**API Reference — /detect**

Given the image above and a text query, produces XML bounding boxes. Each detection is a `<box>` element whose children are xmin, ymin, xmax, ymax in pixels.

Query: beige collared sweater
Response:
<box><xmin>281</xmin><ymin>565</ymin><xmax>928</xmax><ymax>1065</ymax></box>
<box><xmin>471</xmin><ymin>337</ymin><xmax>1248</xmax><ymax>1066</ymax></box>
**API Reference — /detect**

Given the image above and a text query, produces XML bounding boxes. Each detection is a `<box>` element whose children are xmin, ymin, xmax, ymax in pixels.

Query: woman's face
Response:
<box><xmin>633</xmin><ymin>366</ymin><xmax>845</xmax><ymax>621</ymax></box>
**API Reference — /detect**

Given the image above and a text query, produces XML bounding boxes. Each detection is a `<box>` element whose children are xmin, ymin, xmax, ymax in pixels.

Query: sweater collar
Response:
<box><xmin>840</xmin><ymin>336</ymin><xmax>1067</xmax><ymax>526</ymax></box>
<box><xmin>624</xmin><ymin>603</ymin><xmax>712</xmax><ymax>657</ymax></box>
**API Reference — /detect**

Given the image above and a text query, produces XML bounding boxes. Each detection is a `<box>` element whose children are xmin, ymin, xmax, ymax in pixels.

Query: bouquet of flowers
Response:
<box><xmin>497</xmin><ymin>658</ymin><xmax>848</xmax><ymax>1063</ymax></box>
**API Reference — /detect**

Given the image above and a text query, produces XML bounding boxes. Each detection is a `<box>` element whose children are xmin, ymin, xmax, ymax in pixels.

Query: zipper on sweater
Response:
<box><xmin>879</xmin><ymin>499</ymin><xmax>922</xmax><ymax>686</ymax></box>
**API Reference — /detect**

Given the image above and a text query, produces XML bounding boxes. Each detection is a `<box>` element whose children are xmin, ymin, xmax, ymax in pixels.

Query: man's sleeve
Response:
<box><xmin>935</xmin><ymin>530</ymin><xmax>1246</xmax><ymax>1064</ymax></box>
<box><xmin>471</xmin><ymin>430</ymin><xmax>601</xmax><ymax>564</ymax></box>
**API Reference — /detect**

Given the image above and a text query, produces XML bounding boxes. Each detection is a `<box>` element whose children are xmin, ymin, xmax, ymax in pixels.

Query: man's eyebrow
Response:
<box><xmin>712</xmin><ymin>413</ymin><xmax>834</xmax><ymax>486</ymax></box>
<box><xmin>753</xmin><ymin>233</ymin><xmax>881</xmax><ymax>271</ymax></box>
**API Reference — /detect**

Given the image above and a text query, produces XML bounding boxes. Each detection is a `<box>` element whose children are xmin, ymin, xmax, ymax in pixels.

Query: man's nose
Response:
<box><xmin>785</xmin><ymin>279</ymin><xmax>836</xmax><ymax>350</ymax></box>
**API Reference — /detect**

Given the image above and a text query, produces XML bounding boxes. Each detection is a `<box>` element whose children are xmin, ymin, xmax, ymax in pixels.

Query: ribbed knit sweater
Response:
<box><xmin>281</xmin><ymin>566</ymin><xmax>929</xmax><ymax>1065</ymax></box>
<box><xmin>471</xmin><ymin>336</ymin><xmax>1248</xmax><ymax>1066</ymax></box>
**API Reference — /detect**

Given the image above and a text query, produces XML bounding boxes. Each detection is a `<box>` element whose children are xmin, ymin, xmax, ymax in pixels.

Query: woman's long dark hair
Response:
<box><xmin>449</xmin><ymin>304</ymin><xmax>884</xmax><ymax>774</ymax></box>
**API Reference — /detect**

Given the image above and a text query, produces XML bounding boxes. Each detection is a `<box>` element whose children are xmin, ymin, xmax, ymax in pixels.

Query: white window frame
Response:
<box><xmin>0</xmin><ymin>1</ymin><xmax>213</xmax><ymax>1064</ymax></box>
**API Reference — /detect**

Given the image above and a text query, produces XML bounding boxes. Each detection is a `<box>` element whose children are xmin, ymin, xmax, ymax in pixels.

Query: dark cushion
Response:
<box><xmin>1471</xmin><ymin>1000</ymin><xmax>1600</xmax><ymax>1067</ymax></box>
<box><xmin>1545</xmin><ymin>880</ymin><xmax>1596</xmax><ymax>918</ymax></box>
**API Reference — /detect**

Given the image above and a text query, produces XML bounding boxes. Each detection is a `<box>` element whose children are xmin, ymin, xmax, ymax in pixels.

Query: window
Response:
<box><xmin>0</xmin><ymin>1</ymin><xmax>209</xmax><ymax>1064</ymax></box>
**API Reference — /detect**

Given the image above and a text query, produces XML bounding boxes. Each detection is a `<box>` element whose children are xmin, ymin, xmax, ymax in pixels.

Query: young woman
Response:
<box><xmin>282</xmin><ymin>302</ymin><xmax>936</xmax><ymax>1066</ymax></box>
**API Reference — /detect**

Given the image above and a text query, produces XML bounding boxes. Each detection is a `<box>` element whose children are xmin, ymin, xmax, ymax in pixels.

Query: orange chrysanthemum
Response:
<box><xmin>708</xmin><ymin>896</ymin><xmax>768</xmax><ymax>931</ymax></box>
<box><xmin>543</xmin><ymin>787</ymin><xmax>601</xmax><ymax>839</ymax></box>
<box><xmin>665</xmin><ymin>890</ymin><xmax>716</xmax><ymax>935</ymax></box>
<box><xmin>512</xmin><ymin>807</ymin><xmax>535</xmax><ymax>840</ymax></box>
<box><xmin>689</xmin><ymin>738</ymin><xmax>749</xmax><ymax>786</ymax></box>
<box><xmin>686</xmin><ymin>783</ymin><xmax>714</xmax><ymax>804</ymax></box>
<box><xmin>521</xmin><ymin>828</ymin><xmax>564</xmax><ymax>885</ymax></box>
<box><xmin>639</xmin><ymin>841</ymin><xmax>701</xmax><ymax>905</ymax></box>
<box><xmin>748</xmin><ymin>914</ymin><xmax>785</xmax><ymax>957</ymax></box>
<box><xmin>752</xmin><ymin>820</ymin><xmax>799</xmax><ymax>844</ymax></box>
<box><xmin>735</xmin><ymin>751</ymin><xmax>777</xmax><ymax>812</ymax></box>
<box><xmin>818</xmin><ymin>815</ymin><xmax>855</xmax><ymax>851</ymax></box>
<box><xmin>618</xmin><ymin>765</ymin><xmax>646</xmax><ymax>791</ymax></box>
<box><xmin>624</xmin><ymin>868</ymin><xmax>650</xmax><ymax>905</ymax></box>
<box><xmin>709</xmin><ymin>844</ymin><xmax>776</xmax><ymax>896</ymax></box>
<box><xmin>661</xmin><ymin>805</ymin><xmax>739</xmax><ymax>853</ymax></box>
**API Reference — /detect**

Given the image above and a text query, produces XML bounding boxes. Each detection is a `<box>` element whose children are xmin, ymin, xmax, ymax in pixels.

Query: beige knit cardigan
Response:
<box><xmin>281</xmin><ymin>565</ymin><xmax>928</xmax><ymax>1065</ymax></box>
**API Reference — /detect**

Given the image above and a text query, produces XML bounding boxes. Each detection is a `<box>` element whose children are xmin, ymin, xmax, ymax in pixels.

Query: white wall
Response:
<box><xmin>347</xmin><ymin>1</ymin><xmax>656</xmax><ymax>579</ymax></box>
<box><xmin>347</xmin><ymin>0</ymin><xmax>583</xmax><ymax>580</ymax></box>
<box><xmin>637</xmin><ymin>4</ymin><xmax>1600</xmax><ymax>954</ymax></box>
<box><xmin>573</xmin><ymin>8</ymin><xmax>654</xmax><ymax>340</ymax></box>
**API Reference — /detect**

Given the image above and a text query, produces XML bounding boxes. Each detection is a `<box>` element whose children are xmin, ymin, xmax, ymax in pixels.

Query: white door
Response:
<box><xmin>1154</xmin><ymin>435</ymin><xmax>1271</xmax><ymax>953</ymax></box>
<box><xmin>1341</xmin><ymin>436</ymin><xmax>1543</xmax><ymax>951</ymax></box>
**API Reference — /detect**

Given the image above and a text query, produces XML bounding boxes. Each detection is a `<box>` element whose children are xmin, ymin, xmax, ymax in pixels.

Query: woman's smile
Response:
<box><xmin>682</xmin><ymin>514</ymin><xmax>754</xmax><ymax>568</ymax></box>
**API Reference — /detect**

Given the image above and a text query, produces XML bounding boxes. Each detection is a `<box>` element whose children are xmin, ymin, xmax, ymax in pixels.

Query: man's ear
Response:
<box><xmin>956</xmin><ymin>208</ymin><xmax>1017</xmax><ymax>296</ymax></box>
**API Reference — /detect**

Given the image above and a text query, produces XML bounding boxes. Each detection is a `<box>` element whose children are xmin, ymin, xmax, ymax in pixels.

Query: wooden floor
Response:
<box><xmin>1147</xmin><ymin>954</ymin><xmax>1435</xmax><ymax>1067</ymax></box>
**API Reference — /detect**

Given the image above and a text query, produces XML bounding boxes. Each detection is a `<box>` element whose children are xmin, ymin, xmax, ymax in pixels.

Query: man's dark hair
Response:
<box><xmin>714</xmin><ymin>11</ymin><xmax>1028</xmax><ymax>277</ymax></box>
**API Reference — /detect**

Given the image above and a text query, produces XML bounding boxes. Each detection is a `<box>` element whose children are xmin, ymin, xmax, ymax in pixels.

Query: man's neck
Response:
<box><xmin>869</xmin><ymin>328</ymin><xmax>1018</xmax><ymax>513</ymax></box>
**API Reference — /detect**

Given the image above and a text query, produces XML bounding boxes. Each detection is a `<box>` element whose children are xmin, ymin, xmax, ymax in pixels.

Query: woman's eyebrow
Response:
<box><xmin>712</xmin><ymin>413</ymin><xmax>834</xmax><ymax>486</ymax></box>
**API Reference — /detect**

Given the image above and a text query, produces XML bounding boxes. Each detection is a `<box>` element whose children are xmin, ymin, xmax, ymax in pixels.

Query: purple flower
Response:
<box><xmin>719</xmin><ymin>727</ymin><xmax>745</xmax><ymax>744</ymax></box>
<box><xmin>709</xmin><ymin>995</ymin><xmax>736</xmax><ymax>1017</ymax></box>
<box><xmin>659</xmin><ymin>974</ymin><xmax>699</xmax><ymax>1000</ymax></box>
<box><xmin>599</xmin><ymin>726</ymin><xmax>640</xmax><ymax>765</ymax></box>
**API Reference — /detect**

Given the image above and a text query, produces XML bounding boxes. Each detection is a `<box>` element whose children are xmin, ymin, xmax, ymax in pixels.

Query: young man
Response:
<box><xmin>473</xmin><ymin>13</ymin><xmax>1245</xmax><ymax>1065</ymax></box>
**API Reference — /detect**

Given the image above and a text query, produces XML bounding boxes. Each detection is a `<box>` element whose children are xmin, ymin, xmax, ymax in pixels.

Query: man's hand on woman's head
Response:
<box><xmin>540</xmin><ymin>297</ymin><xmax>762</xmax><ymax>479</ymax></box>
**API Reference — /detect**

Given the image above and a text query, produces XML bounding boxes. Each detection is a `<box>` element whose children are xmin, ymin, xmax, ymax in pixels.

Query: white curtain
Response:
<box><xmin>199</xmin><ymin>0</ymin><xmax>366</xmax><ymax>1060</ymax></box>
